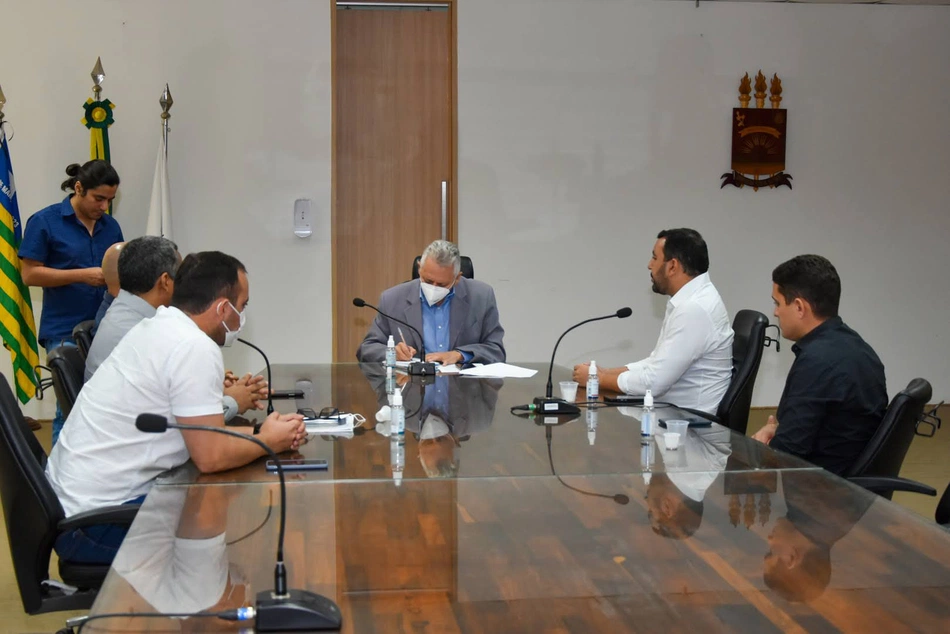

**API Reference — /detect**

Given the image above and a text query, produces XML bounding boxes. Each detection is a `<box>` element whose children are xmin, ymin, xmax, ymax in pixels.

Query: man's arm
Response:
<box><xmin>616</xmin><ymin>305</ymin><xmax>710</xmax><ymax>397</ymax></box>
<box><xmin>178</xmin><ymin>410</ymin><xmax>305</xmax><ymax>473</ymax></box>
<box><xmin>20</xmin><ymin>258</ymin><xmax>105</xmax><ymax>288</ymax></box>
<box><xmin>767</xmin><ymin>362</ymin><xmax>830</xmax><ymax>458</ymax></box>
<box><xmin>573</xmin><ymin>363</ymin><xmax>626</xmax><ymax>390</ymax></box>
<box><xmin>456</xmin><ymin>289</ymin><xmax>505</xmax><ymax>364</ymax></box>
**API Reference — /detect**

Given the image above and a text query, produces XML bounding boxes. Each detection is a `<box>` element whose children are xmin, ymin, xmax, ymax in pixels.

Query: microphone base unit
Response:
<box><xmin>256</xmin><ymin>588</ymin><xmax>343</xmax><ymax>632</ymax></box>
<box><xmin>407</xmin><ymin>361</ymin><xmax>437</xmax><ymax>376</ymax></box>
<box><xmin>532</xmin><ymin>397</ymin><xmax>581</xmax><ymax>416</ymax></box>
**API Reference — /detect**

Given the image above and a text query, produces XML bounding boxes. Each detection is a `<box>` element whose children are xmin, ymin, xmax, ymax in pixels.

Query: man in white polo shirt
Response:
<box><xmin>573</xmin><ymin>228</ymin><xmax>734</xmax><ymax>414</ymax></box>
<box><xmin>46</xmin><ymin>251</ymin><xmax>305</xmax><ymax>564</ymax></box>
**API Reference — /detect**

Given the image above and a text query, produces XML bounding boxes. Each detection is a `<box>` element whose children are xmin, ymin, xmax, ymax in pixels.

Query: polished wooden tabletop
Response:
<box><xmin>158</xmin><ymin>363</ymin><xmax>816</xmax><ymax>485</ymax></box>
<box><xmin>88</xmin><ymin>469</ymin><xmax>950</xmax><ymax>632</ymax></box>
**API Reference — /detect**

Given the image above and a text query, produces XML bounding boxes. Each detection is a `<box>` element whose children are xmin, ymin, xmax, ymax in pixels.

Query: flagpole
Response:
<box><xmin>0</xmin><ymin>83</ymin><xmax>6</xmax><ymax>127</ymax></box>
<box><xmin>160</xmin><ymin>84</ymin><xmax>173</xmax><ymax>159</ymax></box>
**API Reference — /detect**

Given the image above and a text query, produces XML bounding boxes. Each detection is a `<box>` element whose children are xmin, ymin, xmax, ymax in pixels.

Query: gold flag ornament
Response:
<box><xmin>0</xmin><ymin>89</ymin><xmax>42</xmax><ymax>403</ymax></box>
<box><xmin>82</xmin><ymin>98</ymin><xmax>115</xmax><ymax>163</ymax></box>
<box><xmin>82</xmin><ymin>59</ymin><xmax>115</xmax><ymax>163</ymax></box>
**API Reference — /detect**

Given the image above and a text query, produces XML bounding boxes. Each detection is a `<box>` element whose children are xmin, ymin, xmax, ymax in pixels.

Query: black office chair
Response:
<box><xmin>411</xmin><ymin>255</ymin><xmax>475</xmax><ymax>280</ymax></box>
<box><xmin>847</xmin><ymin>378</ymin><xmax>935</xmax><ymax>500</ymax></box>
<box><xmin>681</xmin><ymin>309</ymin><xmax>769</xmax><ymax>434</ymax></box>
<box><xmin>0</xmin><ymin>373</ymin><xmax>138</xmax><ymax>615</ymax></box>
<box><xmin>47</xmin><ymin>346</ymin><xmax>86</xmax><ymax>418</ymax></box>
<box><xmin>71</xmin><ymin>320</ymin><xmax>97</xmax><ymax>359</ymax></box>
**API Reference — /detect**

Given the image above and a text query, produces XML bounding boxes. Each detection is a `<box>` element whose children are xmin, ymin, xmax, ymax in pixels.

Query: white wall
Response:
<box><xmin>0</xmin><ymin>0</ymin><xmax>333</xmax><ymax>416</ymax></box>
<box><xmin>458</xmin><ymin>0</ymin><xmax>950</xmax><ymax>405</ymax></box>
<box><xmin>1</xmin><ymin>0</ymin><xmax>948</xmax><ymax>416</ymax></box>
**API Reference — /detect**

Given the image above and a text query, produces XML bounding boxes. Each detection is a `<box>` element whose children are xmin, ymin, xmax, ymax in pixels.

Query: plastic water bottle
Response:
<box><xmin>641</xmin><ymin>438</ymin><xmax>655</xmax><ymax>484</ymax></box>
<box><xmin>385</xmin><ymin>366</ymin><xmax>395</xmax><ymax>396</ymax></box>
<box><xmin>391</xmin><ymin>389</ymin><xmax>405</xmax><ymax>437</ymax></box>
<box><xmin>390</xmin><ymin>435</ymin><xmax>404</xmax><ymax>487</ymax></box>
<box><xmin>385</xmin><ymin>334</ymin><xmax>396</xmax><ymax>368</ymax></box>
<box><xmin>587</xmin><ymin>360</ymin><xmax>599</xmax><ymax>402</ymax></box>
<box><xmin>641</xmin><ymin>389</ymin><xmax>655</xmax><ymax>440</ymax></box>
<box><xmin>586</xmin><ymin>406</ymin><xmax>598</xmax><ymax>446</ymax></box>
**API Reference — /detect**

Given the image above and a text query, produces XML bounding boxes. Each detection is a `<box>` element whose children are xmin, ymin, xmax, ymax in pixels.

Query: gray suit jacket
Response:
<box><xmin>356</xmin><ymin>277</ymin><xmax>506</xmax><ymax>364</ymax></box>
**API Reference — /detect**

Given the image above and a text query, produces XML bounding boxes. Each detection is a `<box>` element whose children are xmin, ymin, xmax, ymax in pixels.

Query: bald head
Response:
<box><xmin>101</xmin><ymin>242</ymin><xmax>125</xmax><ymax>297</ymax></box>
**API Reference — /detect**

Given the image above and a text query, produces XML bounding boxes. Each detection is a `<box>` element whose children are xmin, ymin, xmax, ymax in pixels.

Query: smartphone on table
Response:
<box><xmin>265</xmin><ymin>458</ymin><xmax>329</xmax><ymax>472</ymax></box>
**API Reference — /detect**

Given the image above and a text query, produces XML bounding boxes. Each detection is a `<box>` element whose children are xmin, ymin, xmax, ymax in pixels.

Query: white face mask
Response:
<box><xmin>420</xmin><ymin>414</ymin><xmax>450</xmax><ymax>440</ymax></box>
<box><xmin>220</xmin><ymin>299</ymin><xmax>246</xmax><ymax>347</ymax></box>
<box><xmin>421</xmin><ymin>282</ymin><xmax>452</xmax><ymax>306</ymax></box>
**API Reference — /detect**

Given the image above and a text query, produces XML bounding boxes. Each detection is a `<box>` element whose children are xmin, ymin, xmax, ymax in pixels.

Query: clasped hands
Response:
<box><xmin>223</xmin><ymin>371</ymin><xmax>269</xmax><ymax>415</ymax></box>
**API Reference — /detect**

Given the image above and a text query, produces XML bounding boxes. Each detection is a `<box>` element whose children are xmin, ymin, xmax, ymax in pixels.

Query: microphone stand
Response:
<box><xmin>353</xmin><ymin>298</ymin><xmax>435</xmax><ymax>375</ymax></box>
<box><xmin>237</xmin><ymin>338</ymin><xmax>274</xmax><ymax>414</ymax></box>
<box><xmin>534</xmin><ymin>308</ymin><xmax>632</xmax><ymax>416</ymax></box>
<box><xmin>546</xmin><ymin>425</ymin><xmax>630</xmax><ymax>505</ymax></box>
<box><xmin>135</xmin><ymin>415</ymin><xmax>342</xmax><ymax>631</ymax></box>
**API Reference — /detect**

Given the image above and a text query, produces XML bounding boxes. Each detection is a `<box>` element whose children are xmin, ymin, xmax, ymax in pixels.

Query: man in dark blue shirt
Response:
<box><xmin>18</xmin><ymin>160</ymin><xmax>124</xmax><ymax>444</ymax></box>
<box><xmin>752</xmin><ymin>255</ymin><xmax>887</xmax><ymax>475</ymax></box>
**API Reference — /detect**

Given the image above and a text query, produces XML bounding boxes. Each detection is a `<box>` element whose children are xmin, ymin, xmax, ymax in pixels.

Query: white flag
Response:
<box><xmin>145</xmin><ymin>134</ymin><xmax>172</xmax><ymax>239</ymax></box>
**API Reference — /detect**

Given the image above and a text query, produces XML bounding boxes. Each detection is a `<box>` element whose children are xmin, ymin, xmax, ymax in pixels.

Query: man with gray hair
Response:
<box><xmin>85</xmin><ymin>236</ymin><xmax>180</xmax><ymax>380</ymax></box>
<box><xmin>357</xmin><ymin>239</ymin><xmax>505</xmax><ymax>365</ymax></box>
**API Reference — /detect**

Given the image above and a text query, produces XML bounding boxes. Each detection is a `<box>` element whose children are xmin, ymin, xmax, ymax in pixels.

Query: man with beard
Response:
<box><xmin>574</xmin><ymin>228</ymin><xmax>733</xmax><ymax>415</ymax></box>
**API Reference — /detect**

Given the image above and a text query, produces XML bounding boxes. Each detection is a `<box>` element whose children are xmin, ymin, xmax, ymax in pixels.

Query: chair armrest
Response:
<box><xmin>58</xmin><ymin>504</ymin><xmax>141</xmax><ymax>532</ymax></box>
<box><xmin>677</xmin><ymin>407</ymin><xmax>720</xmax><ymax>423</ymax></box>
<box><xmin>848</xmin><ymin>476</ymin><xmax>937</xmax><ymax>497</ymax></box>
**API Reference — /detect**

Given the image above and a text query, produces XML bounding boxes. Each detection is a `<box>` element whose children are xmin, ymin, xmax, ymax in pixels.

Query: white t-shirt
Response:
<box><xmin>618</xmin><ymin>273</ymin><xmax>734</xmax><ymax>414</ymax></box>
<box><xmin>112</xmin><ymin>488</ymin><xmax>229</xmax><ymax>614</ymax></box>
<box><xmin>47</xmin><ymin>306</ymin><xmax>224</xmax><ymax>516</ymax></box>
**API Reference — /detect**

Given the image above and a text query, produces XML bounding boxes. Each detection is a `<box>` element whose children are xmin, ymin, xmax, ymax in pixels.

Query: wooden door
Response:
<box><xmin>332</xmin><ymin>1</ymin><xmax>456</xmax><ymax>361</ymax></box>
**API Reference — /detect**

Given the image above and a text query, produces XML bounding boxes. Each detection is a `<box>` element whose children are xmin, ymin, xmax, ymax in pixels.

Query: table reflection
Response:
<box><xmin>763</xmin><ymin>470</ymin><xmax>874</xmax><ymax>603</ymax></box>
<box><xmin>109</xmin><ymin>486</ymin><xmax>251</xmax><ymax>618</ymax></box>
<box><xmin>92</xmin><ymin>470</ymin><xmax>950</xmax><ymax>632</ymax></box>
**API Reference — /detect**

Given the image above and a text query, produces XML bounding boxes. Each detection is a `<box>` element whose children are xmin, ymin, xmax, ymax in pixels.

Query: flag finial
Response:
<box><xmin>91</xmin><ymin>57</ymin><xmax>105</xmax><ymax>97</ymax></box>
<box><xmin>160</xmin><ymin>84</ymin><xmax>173</xmax><ymax>120</ymax></box>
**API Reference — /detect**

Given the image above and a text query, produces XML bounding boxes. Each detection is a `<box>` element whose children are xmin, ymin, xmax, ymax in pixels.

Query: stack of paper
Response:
<box><xmin>458</xmin><ymin>363</ymin><xmax>538</xmax><ymax>379</ymax></box>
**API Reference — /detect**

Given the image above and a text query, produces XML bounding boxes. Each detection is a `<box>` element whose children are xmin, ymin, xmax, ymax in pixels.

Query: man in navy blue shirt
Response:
<box><xmin>19</xmin><ymin>160</ymin><xmax>124</xmax><ymax>445</ymax></box>
<box><xmin>752</xmin><ymin>255</ymin><xmax>887</xmax><ymax>475</ymax></box>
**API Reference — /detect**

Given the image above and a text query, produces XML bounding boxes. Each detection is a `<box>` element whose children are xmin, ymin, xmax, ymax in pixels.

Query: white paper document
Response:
<box><xmin>437</xmin><ymin>364</ymin><xmax>460</xmax><ymax>375</ymax></box>
<box><xmin>304</xmin><ymin>413</ymin><xmax>357</xmax><ymax>436</ymax></box>
<box><xmin>458</xmin><ymin>363</ymin><xmax>538</xmax><ymax>379</ymax></box>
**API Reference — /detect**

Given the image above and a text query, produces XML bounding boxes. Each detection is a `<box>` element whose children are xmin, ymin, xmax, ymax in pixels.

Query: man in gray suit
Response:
<box><xmin>356</xmin><ymin>240</ymin><xmax>506</xmax><ymax>365</ymax></box>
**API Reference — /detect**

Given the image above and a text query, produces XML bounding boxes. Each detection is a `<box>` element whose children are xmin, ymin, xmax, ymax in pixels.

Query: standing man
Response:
<box><xmin>357</xmin><ymin>240</ymin><xmax>505</xmax><ymax>365</ymax></box>
<box><xmin>19</xmin><ymin>160</ymin><xmax>124</xmax><ymax>444</ymax></box>
<box><xmin>575</xmin><ymin>228</ymin><xmax>733</xmax><ymax>414</ymax></box>
<box><xmin>752</xmin><ymin>255</ymin><xmax>887</xmax><ymax>475</ymax></box>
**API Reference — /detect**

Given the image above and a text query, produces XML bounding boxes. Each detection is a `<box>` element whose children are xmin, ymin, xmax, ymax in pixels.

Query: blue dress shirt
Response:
<box><xmin>420</xmin><ymin>287</ymin><xmax>473</xmax><ymax>363</ymax></box>
<box><xmin>19</xmin><ymin>196</ymin><xmax>124</xmax><ymax>346</ymax></box>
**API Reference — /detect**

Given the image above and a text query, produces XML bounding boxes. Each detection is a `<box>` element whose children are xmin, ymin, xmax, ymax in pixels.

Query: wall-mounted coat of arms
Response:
<box><xmin>721</xmin><ymin>71</ymin><xmax>792</xmax><ymax>191</ymax></box>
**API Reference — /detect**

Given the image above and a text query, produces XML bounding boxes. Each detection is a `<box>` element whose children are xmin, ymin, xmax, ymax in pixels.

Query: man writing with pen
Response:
<box><xmin>356</xmin><ymin>240</ymin><xmax>507</xmax><ymax>365</ymax></box>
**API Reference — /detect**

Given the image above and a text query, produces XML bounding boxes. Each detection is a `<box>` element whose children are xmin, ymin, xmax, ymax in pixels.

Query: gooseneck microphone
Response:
<box><xmin>135</xmin><ymin>414</ymin><xmax>342</xmax><ymax>632</ymax></box>
<box><xmin>353</xmin><ymin>297</ymin><xmax>436</xmax><ymax>376</ymax></box>
<box><xmin>237</xmin><ymin>338</ymin><xmax>274</xmax><ymax>414</ymax></box>
<box><xmin>534</xmin><ymin>307</ymin><xmax>633</xmax><ymax>415</ymax></box>
<box><xmin>546</xmin><ymin>426</ymin><xmax>630</xmax><ymax>505</ymax></box>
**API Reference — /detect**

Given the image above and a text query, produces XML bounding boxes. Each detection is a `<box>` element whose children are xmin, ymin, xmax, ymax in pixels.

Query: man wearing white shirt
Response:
<box><xmin>46</xmin><ymin>251</ymin><xmax>306</xmax><ymax>564</ymax></box>
<box><xmin>574</xmin><ymin>228</ymin><xmax>733</xmax><ymax>414</ymax></box>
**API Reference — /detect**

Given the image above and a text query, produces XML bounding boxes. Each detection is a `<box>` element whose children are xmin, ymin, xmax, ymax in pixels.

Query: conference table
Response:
<box><xmin>83</xmin><ymin>363</ymin><xmax>950</xmax><ymax>632</ymax></box>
